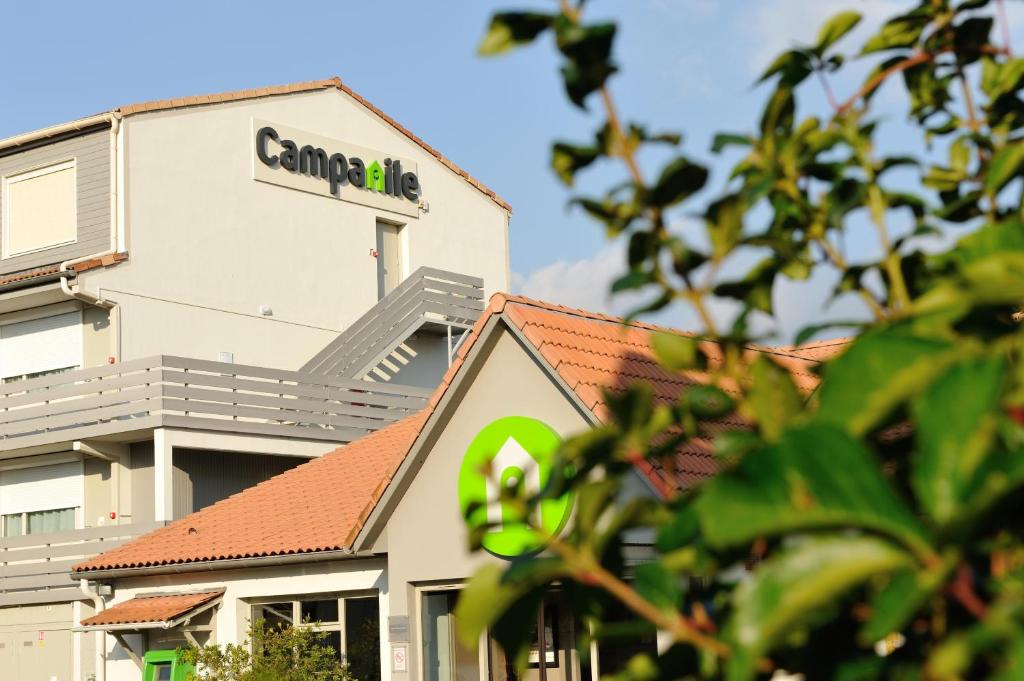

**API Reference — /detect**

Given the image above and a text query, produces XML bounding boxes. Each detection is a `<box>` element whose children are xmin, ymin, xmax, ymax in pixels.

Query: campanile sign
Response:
<box><xmin>251</xmin><ymin>118</ymin><xmax>421</xmax><ymax>218</ymax></box>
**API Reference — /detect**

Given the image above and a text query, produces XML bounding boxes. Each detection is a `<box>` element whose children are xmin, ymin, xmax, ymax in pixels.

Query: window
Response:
<box><xmin>0</xmin><ymin>461</ymin><xmax>82</xmax><ymax>536</ymax></box>
<box><xmin>0</xmin><ymin>311</ymin><xmax>82</xmax><ymax>382</ymax></box>
<box><xmin>2</xmin><ymin>159</ymin><xmax>77</xmax><ymax>258</ymax></box>
<box><xmin>1</xmin><ymin>507</ymin><xmax>75</xmax><ymax>537</ymax></box>
<box><xmin>250</xmin><ymin>593</ymin><xmax>380</xmax><ymax>681</ymax></box>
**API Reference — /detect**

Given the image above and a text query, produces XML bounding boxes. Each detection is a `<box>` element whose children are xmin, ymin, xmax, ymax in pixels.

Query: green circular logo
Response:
<box><xmin>458</xmin><ymin>416</ymin><xmax>573</xmax><ymax>558</ymax></box>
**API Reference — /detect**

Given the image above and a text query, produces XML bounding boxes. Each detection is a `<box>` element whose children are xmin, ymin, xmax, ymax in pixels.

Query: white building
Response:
<box><xmin>0</xmin><ymin>78</ymin><xmax>510</xmax><ymax>680</ymax></box>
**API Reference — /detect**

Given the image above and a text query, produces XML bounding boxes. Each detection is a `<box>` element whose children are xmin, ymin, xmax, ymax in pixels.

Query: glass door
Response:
<box><xmin>422</xmin><ymin>591</ymin><xmax>481</xmax><ymax>681</ymax></box>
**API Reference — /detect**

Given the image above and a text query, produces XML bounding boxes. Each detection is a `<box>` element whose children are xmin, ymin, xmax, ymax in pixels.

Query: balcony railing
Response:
<box><xmin>0</xmin><ymin>355</ymin><xmax>431</xmax><ymax>452</ymax></box>
<box><xmin>0</xmin><ymin>522</ymin><xmax>168</xmax><ymax>606</ymax></box>
<box><xmin>301</xmin><ymin>267</ymin><xmax>485</xmax><ymax>379</ymax></box>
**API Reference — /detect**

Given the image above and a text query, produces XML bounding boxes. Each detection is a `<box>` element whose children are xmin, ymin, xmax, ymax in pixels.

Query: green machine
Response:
<box><xmin>142</xmin><ymin>649</ymin><xmax>193</xmax><ymax>681</ymax></box>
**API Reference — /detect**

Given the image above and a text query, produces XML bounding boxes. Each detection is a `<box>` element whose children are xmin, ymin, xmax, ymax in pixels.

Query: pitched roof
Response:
<box><xmin>79</xmin><ymin>591</ymin><xmax>222</xmax><ymax>628</ymax></box>
<box><xmin>3</xmin><ymin>78</ymin><xmax>510</xmax><ymax>213</ymax></box>
<box><xmin>74</xmin><ymin>293</ymin><xmax>839</xmax><ymax>575</ymax></box>
<box><xmin>73</xmin><ymin>412</ymin><xmax>427</xmax><ymax>573</ymax></box>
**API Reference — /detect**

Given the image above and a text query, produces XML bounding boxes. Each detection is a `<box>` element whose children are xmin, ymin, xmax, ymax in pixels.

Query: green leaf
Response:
<box><xmin>984</xmin><ymin>142</ymin><xmax>1024</xmax><ymax>197</ymax></box>
<box><xmin>695</xmin><ymin>424</ymin><xmax>931</xmax><ymax>559</ymax></box>
<box><xmin>816</xmin><ymin>11</ymin><xmax>862</xmax><ymax>53</ymax></box>
<box><xmin>479</xmin><ymin>12</ymin><xmax>554</xmax><ymax>56</ymax></box>
<box><xmin>861</xmin><ymin>13</ymin><xmax>929</xmax><ymax>54</ymax></box>
<box><xmin>648</xmin><ymin>157</ymin><xmax>709</xmax><ymax>208</ymax></box>
<box><xmin>726</xmin><ymin>535</ymin><xmax>915</xmax><ymax>681</ymax></box>
<box><xmin>683</xmin><ymin>385</ymin><xmax>736</xmax><ymax>420</ymax></box>
<box><xmin>651</xmin><ymin>332</ymin><xmax>707</xmax><ymax>371</ymax></box>
<box><xmin>705</xmin><ymin>195</ymin><xmax>744</xmax><ymax>261</ymax></box>
<box><xmin>556</xmin><ymin>22</ymin><xmax>619</xmax><ymax>108</ymax></box>
<box><xmin>633</xmin><ymin>562</ymin><xmax>682</xmax><ymax>613</ymax></box>
<box><xmin>612</xmin><ymin>268</ymin><xmax>653</xmax><ymax>293</ymax></box>
<box><xmin>551</xmin><ymin>142</ymin><xmax>600</xmax><ymax>186</ymax></box>
<box><xmin>912</xmin><ymin>357</ymin><xmax>1004</xmax><ymax>525</ymax></box>
<box><xmin>741</xmin><ymin>356</ymin><xmax>803</xmax><ymax>441</ymax></box>
<box><xmin>815</xmin><ymin>326</ymin><xmax>956</xmax><ymax>436</ymax></box>
<box><xmin>711</xmin><ymin>133</ymin><xmax>751</xmax><ymax>153</ymax></box>
<box><xmin>455</xmin><ymin>559</ymin><xmax>567</xmax><ymax>659</ymax></box>
<box><xmin>861</xmin><ymin>567</ymin><xmax>947</xmax><ymax>644</ymax></box>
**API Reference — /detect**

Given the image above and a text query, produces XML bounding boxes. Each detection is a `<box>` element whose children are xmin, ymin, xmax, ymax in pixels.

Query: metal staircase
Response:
<box><xmin>301</xmin><ymin>267</ymin><xmax>485</xmax><ymax>381</ymax></box>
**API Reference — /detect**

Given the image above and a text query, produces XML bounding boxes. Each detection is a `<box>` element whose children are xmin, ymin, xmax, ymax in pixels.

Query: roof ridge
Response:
<box><xmin>10</xmin><ymin>77</ymin><xmax>511</xmax><ymax>214</ymax></box>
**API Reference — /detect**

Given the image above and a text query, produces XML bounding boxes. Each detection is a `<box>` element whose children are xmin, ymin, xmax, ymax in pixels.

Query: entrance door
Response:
<box><xmin>376</xmin><ymin>221</ymin><xmax>404</xmax><ymax>299</ymax></box>
<box><xmin>421</xmin><ymin>591</ymin><xmax>578</xmax><ymax>681</ymax></box>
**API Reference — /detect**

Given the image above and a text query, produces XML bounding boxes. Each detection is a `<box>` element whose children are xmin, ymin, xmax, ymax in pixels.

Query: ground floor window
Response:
<box><xmin>250</xmin><ymin>592</ymin><xmax>381</xmax><ymax>681</ymax></box>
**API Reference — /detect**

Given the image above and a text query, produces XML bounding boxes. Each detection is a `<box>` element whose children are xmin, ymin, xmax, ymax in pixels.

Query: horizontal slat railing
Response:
<box><xmin>301</xmin><ymin>267</ymin><xmax>485</xmax><ymax>377</ymax></box>
<box><xmin>0</xmin><ymin>522</ymin><xmax>168</xmax><ymax>606</ymax></box>
<box><xmin>0</xmin><ymin>356</ymin><xmax>430</xmax><ymax>452</ymax></box>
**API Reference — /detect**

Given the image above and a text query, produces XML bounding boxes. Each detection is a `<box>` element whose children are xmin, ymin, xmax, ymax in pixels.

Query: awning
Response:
<box><xmin>76</xmin><ymin>589</ymin><xmax>224</xmax><ymax>632</ymax></box>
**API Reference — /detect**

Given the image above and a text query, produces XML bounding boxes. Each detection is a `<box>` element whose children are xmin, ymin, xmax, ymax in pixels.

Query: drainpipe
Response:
<box><xmin>80</xmin><ymin>579</ymin><xmax>107</xmax><ymax>681</ymax></box>
<box><xmin>60</xmin><ymin>113</ymin><xmax>121</xmax><ymax>361</ymax></box>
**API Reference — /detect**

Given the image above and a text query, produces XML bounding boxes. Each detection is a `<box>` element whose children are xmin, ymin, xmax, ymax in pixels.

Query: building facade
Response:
<box><xmin>71</xmin><ymin>295</ymin><xmax>828</xmax><ymax>681</ymax></box>
<box><xmin>0</xmin><ymin>78</ymin><xmax>510</xmax><ymax>680</ymax></box>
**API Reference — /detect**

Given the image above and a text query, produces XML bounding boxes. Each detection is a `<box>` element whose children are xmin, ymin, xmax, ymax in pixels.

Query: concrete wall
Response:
<box><xmin>85</xmin><ymin>89</ymin><xmax>509</xmax><ymax>370</ymax></box>
<box><xmin>0</xmin><ymin>601</ymin><xmax>95</xmax><ymax>681</ymax></box>
<box><xmin>104</xmin><ymin>558</ymin><xmax>388</xmax><ymax>681</ymax></box>
<box><xmin>382</xmin><ymin>327</ymin><xmax>593</xmax><ymax>681</ymax></box>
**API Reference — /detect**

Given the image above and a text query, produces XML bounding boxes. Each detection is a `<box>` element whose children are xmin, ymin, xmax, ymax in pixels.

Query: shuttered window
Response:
<box><xmin>2</xmin><ymin>160</ymin><xmax>77</xmax><ymax>258</ymax></box>
<box><xmin>0</xmin><ymin>311</ymin><xmax>82</xmax><ymax>382</ymax></box>
<box><xmin>0</xmin><ymin>461</ymin><xmax>82</xmax><ymax>536</ymax></box>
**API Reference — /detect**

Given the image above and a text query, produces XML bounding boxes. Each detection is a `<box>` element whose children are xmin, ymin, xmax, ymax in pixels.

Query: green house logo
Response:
<box><xmin>458</xmin><ymin>416</ymin><xmax>573</xmax><ymax>558</ymax></box>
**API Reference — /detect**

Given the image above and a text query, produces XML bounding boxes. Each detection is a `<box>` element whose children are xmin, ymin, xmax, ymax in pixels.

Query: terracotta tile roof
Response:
<box><xmin>73</xmin><ymin>412</ymin><xmax>427</xmax><ymax>573</ymax></box>
<box><xmin>462</xmin><ymin>295</ymin><xmax>834</xmax><ymax>493</ymax></box>
<box><xmin>74</xmin><ymin>293</ymin><xmax>837</xmax><ymax>574</ymax></box>
<box><xmin>111</xmin><ymin>78</ymin><xmax>511</xmax><ymax>214</ymax></box>
<box><xmin>79</xmin><ymin>591</ymin><xmax>221</xmax><ymax>627</ymax></box>
<box><xmin>0</xmin><ymin>252</ymin><xmax>127</xmax><ymax>288</ymax></box>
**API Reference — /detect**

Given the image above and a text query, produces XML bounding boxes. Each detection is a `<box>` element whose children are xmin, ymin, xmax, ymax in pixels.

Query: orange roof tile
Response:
<box><xmin>80</xmin><ymin>591</ymin><xmax>221</xmax><ymax>627</ymax></box>
<box><xmin>74</xmin><ymin>412</ymin><xmax>427</xmax><ymax>573</ymax></box>
<box><xmin>111</xmin><ymin>78</ymin><xmax>511</xmax><ymax>214</ymax></box>
<box><xmin>74</xmin><ymin>293</ymin><xmax>840</xmax><ymax>574</ymax></box>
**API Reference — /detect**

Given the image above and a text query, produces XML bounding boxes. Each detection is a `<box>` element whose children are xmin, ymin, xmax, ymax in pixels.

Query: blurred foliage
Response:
<box><xmin>457</xmin><ymin>1</ymin><xmax>1024</xmax><ymax>680</ymax></box>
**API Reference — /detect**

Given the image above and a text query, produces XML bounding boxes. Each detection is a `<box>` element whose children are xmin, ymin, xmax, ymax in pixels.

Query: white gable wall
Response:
<box><xmin>87</xmin><ymin>88</ymin><xmax>510</xmax><ymax>369</ymax></box>
<box><xmin>381</xmin><ymin>325</ymin><xmax>593</xmax><ymax>681</ymax></box>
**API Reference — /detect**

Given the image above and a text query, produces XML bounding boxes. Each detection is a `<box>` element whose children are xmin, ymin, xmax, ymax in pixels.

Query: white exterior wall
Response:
<box><xmin>104</xmin><ymin>558</ymin><xmax>389</xmax><ymax>681</ymax></box>
<box><xmin>82</xmin><ymin>88</ymin><xmax>509</xmax><ymax>369</ymax></box>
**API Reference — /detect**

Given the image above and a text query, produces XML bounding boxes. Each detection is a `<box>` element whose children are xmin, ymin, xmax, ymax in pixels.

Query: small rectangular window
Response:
<box><xmin>3</xmin><ymin>160</ymin><xmax>77</xmax><ymax>258</ymax></box>
<box><xmin>26</xmin><ymin>507</ymin><xmax>75</xmax><ymax>534</ymax></box>
<box><xmin>2</xmin><ymin>513</ymin><xmax>23</xmax><ymax>537</ymax></box>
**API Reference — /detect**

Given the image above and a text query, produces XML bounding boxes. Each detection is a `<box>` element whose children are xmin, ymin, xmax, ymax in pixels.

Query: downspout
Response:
<box><xmin>60</xmin><ymin>113</ymin><xmax>120</xmax><ymax>359</ymax></box>
<box><xmin>80</xmin><ymin>579</ymin><xmax>107</xmax><ymax>681</ymax></box>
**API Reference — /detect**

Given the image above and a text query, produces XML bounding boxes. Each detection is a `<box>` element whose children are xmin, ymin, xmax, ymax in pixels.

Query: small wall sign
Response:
<box><xmin>392</xmin><ymin>644</ymin><xmax>409</xmax><ymax>673</ymax></box>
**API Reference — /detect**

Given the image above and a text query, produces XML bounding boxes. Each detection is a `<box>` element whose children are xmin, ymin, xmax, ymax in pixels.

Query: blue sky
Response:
<box><xmin>3</xmin><ymin>1</ymin><xmax>1021</xmax><ymax>340</ymax></box>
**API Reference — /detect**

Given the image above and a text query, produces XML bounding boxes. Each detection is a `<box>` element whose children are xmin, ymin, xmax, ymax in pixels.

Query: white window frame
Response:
<box><xmin>247</xmin><ymin>590</ymin><xmax>380</xmax><ymax>664</ymax></box>
<box><xmin>1</xmin><ymin>158</ymin><xmax>78</xmax><ymax>259</ymax></box>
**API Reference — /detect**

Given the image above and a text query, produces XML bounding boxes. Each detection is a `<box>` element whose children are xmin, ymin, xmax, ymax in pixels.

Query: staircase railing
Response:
<box><xmin>300</xmin><ymin>267</ymin><xmax>485</xmax><ymax>379</ymax></box>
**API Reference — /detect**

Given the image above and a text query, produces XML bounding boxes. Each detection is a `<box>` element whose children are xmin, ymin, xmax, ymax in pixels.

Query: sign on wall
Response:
<box><xmin>251</xmin><ymin>119</ymin><xmax>421</xmax><ymax>218</ymax></box>
<box><xmin>458</xmin><ymin>416</ymin><xmax>573</xmax><ymax>558</ymax></box>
